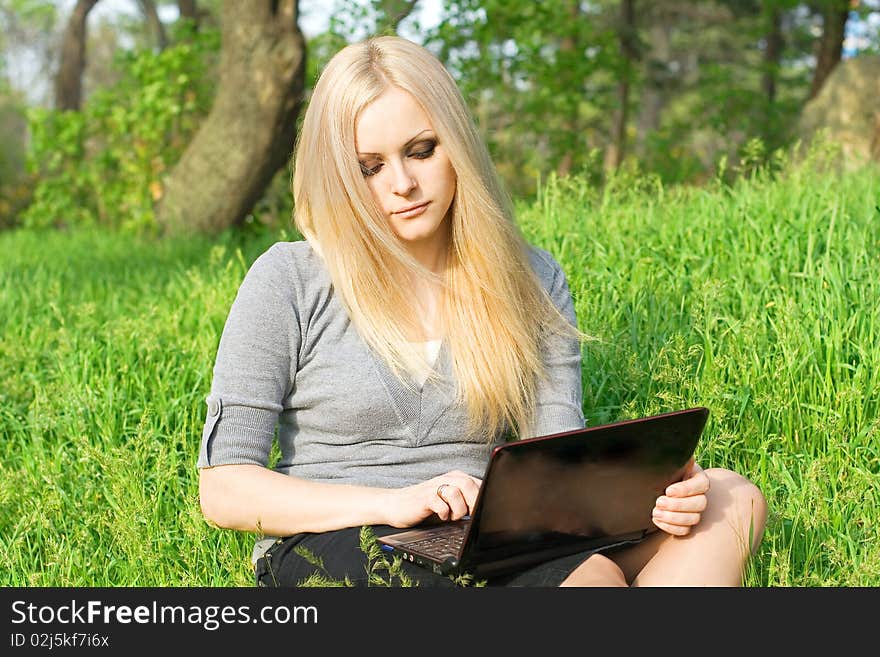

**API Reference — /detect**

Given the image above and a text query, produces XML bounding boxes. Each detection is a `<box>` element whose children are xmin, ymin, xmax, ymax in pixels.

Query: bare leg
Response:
<box><xmin>560</xmin><ymin>468</ymin><xmax>767</xmax><ymax>587</ymax></box>
<box><xmin>612</xmin><ymin>468</ymin><xmax>767</xmax><ymax>586</ymax></box>
<box><xmin>560</xmin><ymin>553</ymin><xmax>627</xmax><ymax>587</ymax></box>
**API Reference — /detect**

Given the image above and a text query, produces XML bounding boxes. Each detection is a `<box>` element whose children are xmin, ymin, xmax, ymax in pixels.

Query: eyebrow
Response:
<box><xmin>356</xmin><ymin>129</ymin><xmax>434</xmax><ymax>157</ymax></box>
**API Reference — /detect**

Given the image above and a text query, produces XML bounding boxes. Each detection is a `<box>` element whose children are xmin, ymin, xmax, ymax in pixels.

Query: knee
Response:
<box><xmin>561</xmin><ymin>553</ymin><xmax>627</xmax><ymax>587</ymax></box>
<box><xmin>705</xmin><ymin>468</ymin><xmax>768</xmax><ymax>552</ymax></box>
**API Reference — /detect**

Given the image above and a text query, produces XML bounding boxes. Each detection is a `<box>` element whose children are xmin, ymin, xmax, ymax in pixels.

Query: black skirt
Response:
<box><xmin>254</xmin><ymin>525</ymin><xmax>602</xmax><ymax>588</ymax></box>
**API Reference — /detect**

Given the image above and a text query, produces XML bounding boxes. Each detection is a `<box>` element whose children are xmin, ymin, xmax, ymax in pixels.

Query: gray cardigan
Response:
<box><xmin>197</xmin><ymin>240</ymin><xmax>585</xmax><ymax>557</ymax></box>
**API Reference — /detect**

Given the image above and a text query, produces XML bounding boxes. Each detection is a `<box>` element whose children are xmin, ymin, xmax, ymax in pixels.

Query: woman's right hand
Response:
<box><xmin>383</xmin><ymin>470</ymin><xmax>482</xmax><ymax>528</ymax></box>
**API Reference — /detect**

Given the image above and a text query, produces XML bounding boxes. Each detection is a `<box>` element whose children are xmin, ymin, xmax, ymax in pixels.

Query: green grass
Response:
<box><xmin>2</xmin><ymin>156</ymin><xmax>878</xmax><ymax>586</ymax></box>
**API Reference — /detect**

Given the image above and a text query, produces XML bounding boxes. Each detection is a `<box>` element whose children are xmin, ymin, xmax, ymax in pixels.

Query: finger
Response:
<box><xmin>444</xmin><ymin>472</ymin><xmax>482</xmax><ymax>512</ymax></box>
<box><xmin>666</xmin><ymin>466</ymin><xmax>710</xmax><ymax>497</ymax></box>
<box><xmin>428</xmin><ymin>481</ymin><xmax>455</xmax><ymax>519</ymax></box>
<box><xmin>441</xmin><ymin>486</ymin><xmax>470</xmax><ymax>520</ymax></box>
<box><xmin>445</xmin><ymin>470</ymin><xmax>482</xmax><ymax>490</ymax></box>
<box><xmin>428</xmin><ymin>496</ymin><xmax>451</xmax><ymax>521</ymax></box>
<box><xmin>652</xmin><ymin>507</ymin><xmax>702</xmax><ymax>527</ymax></box>
<box><xmin>652</xmin><ymin>517</ymin><xmax>692</xmax><ymax>537</ymax></box>
<box><xmin>458</xmin><ymin>478</ymin><xmax>481</xmax><ymax>513</ymax></box>
<box><xmin>655</xmin><ymin>494</ymin><xmax>707</xmax><ymax>514</ymax></box>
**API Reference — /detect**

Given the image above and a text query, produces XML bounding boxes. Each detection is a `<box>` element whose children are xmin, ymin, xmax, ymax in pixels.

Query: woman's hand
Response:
<box><xmin>384</xmin><ymin>470</ymin><xmax>482</xmax><ymax>528</ymax></box>
<box><xmin>651</xmin><ymin>458</ymin><xmax>710</xmax><ymax>537</ymax></box>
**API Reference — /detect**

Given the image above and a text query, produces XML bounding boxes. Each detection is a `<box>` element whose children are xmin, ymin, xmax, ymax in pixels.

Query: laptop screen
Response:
<box><xmin>464</xmin><ymin>407</ymin><xmax>708</xmax><ymax>557</ymax></box>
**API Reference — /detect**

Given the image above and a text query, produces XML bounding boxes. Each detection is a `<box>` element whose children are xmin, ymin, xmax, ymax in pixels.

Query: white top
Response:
<box><xmin>408</xmin><ymin>338</ymin><xmax>443</xmax><ymax>387</ymax></box>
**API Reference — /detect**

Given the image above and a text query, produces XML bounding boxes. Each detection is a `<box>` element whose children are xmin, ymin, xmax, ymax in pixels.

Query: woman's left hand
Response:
<box><xmin>651</xmin><ymin>458</ymin><xmax>709</xmax><ymax>537</ymax></box>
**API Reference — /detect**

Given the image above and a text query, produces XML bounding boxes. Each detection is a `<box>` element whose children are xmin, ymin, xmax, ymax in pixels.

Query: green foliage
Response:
<box><xmin>423</xmin><ymin>0</ymin><xmax>622</xmax><ymax>198</ymax></box>
<box><xmin>517</xmin><ymin>154</ymin><xmax>880</xmax><ymax>586</ymax></box>
<box><xmin>0</xmin><ymin>0</ymin><xmax>57</xmax><ymax>50</ymax></box>
<box><xmin>2</xmin><ymin>153</ymin><xmax>878</xmax><ymax>586</ymax></box>
<box><xmin>621</xmin><ymin>1</ymin><xmax>811</xmax><ymax>186</ymax></box>
<box><xmin>19</xmin><ymin>27</ymin><xmax>220</xmax><ymax>233</ymax></box>
<box><xmin>0</xmin><ymin>81</ymin><xmax>32</xmax><ymax>229</ymax></box>
<box><xmin>306</xmin><ymin>0</ymin><xmax>875</xmax><ymax>197</ymax></box>
<box><xmin>289</xmin><ymin>527</ymin><xmax>485</xmax><ymax>587</ymax></box>
<box><xmin>734</xmin><ymin>136</ymin><xmax>785</xmax><ymax>180</ymax></box>
<box><xmin>5</xmin><ymin>0</ymin><xmax>879</xmax><ymax>233</ymax></box>
<box><xmin>285</xmin><ymin>526</ymin><xmax>421</xmax><ymax>587</ymax></box>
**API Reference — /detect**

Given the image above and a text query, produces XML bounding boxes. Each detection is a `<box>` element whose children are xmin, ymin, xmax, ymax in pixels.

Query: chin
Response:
<box><xmin>397</xmin><ymin>229</ymin><xmax>434</xmax><ymax>242</ymax></box>
<box><xmin>393</xmin><ymin>222</ymin><xmax>441</xmax><ymax>243</ymax></box>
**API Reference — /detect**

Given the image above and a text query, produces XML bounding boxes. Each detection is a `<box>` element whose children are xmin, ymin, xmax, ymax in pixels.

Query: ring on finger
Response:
<box><xmin>436</xmin><ymin>483</ymin><xmax>451</xmax><ymax>501</ymax></box>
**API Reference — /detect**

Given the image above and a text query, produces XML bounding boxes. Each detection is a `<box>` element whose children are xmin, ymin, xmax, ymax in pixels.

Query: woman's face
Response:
<box><xmin>355</xmin><ymin>86</ymin><xmax>457</xmax><ymax>265</ymax></box>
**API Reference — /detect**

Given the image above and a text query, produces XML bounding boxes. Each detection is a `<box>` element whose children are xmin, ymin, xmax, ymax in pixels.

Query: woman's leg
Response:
<box><xmin>559</xmin><ymin>553</ymin><xmax>628</xmax><ymax>587</ymax></box>
<box><xmin>561</xmin><ymin>468</ymin><xmax>767</xmax><ymax>587</ymax></box>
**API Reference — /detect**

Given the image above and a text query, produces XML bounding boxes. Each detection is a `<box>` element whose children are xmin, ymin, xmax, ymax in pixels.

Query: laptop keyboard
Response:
<box><xmin>401</xmin><ymin>523</ymin><xmax>468</xmax><ymax>558</ymax></box>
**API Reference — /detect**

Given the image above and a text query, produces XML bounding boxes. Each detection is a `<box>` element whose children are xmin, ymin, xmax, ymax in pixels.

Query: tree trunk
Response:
<box><xmin>604</xmin><ymin>0</ymin><xmax>638</xmax><ymax>173</ymax></box>
<box><xmin>156</xmin><ymin>0</ymin><xmax>307</xmax><ymax>234</ymax></box>
<box><xmin>555</xmin><ymin>0</ymin><xmax>582</xmax><ymax>178</ymax></box>
<box><xmin>54</xmin><ymin>0</ymin><xmax>98</xmax><ymax>111</ymax></box>
<box><xmin>871</xmin><ymin>111</ymin><xmax>880</xmax><ymax>162</ymax></box>
<box><xmin>808</xmin><ymin>1</ymin><xmax>849</xmax><ymax>100</ymax></box>
<box><xmin>762</xmin><ymin>2</ymin><xmax>783</xmax><ymax>103</ymax></box>
<box><xmin>139</xmin><ymin>0</ymin><xmax>168</xmax><ymax>51</ymax></box>
<box><xmin>635</xmin><ymin>18</ymin><xmax>671</xmax><ymax>158</ymax></box>
<box><xmin>176</xmin><ymin>0</ymin><xmax>204</xmax><ymax>41</ymax></box>
<box><xmin>178</xmin><ymin>0</ymin><xmax>200</xmax><ymax>26</ymax></box>
<box><xmin>377</xmin><ymin>0</ymin><xmax>418</xmax><ymax>33</ymax></box>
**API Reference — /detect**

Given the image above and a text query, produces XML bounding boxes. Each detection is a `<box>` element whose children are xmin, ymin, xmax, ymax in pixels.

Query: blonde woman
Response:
<box><xmin>197</xmin><ymin>36</ymin><xmax>767</xmax><ymax>587</ymax></box>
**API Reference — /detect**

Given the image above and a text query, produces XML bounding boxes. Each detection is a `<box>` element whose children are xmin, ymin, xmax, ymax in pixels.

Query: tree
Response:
<box><xmin>138</xmin><ymin>0</ymin><xmax>168</xmax><ymax>51</ymax></box>
<box><xmin>633</xmin><ymin>3</ymin><xmax>674</xmax><ymax>159</ymax></box>
<box><xmin>762</xmin><ymin>0</ymin><xmax>785</xmax><ymax>102</ymax></box>
<box><xmin>425</xmin><ymin>0</ymin><xmax>622</xmax><ymax>196</ymax></box>
<box><xmin>156</xmin><ymin>0</ymin><xmax>306</xmax><ymax>234</ymax></box>
<box><xmin>604</xmin><ymin>0</ymin><xmax>639</xmax><ymax>172</ymax></box>
<box><xmin>376</xmin><ymin>0</ymin><xmax>419</xmax><ymax>34</ymax></box>
<box><xmin>176</xmin><ymin>0</ymin><xmax>218</xmax><ymax>37</ymax></box>
<box><xmin>177</xmin><ymin>0</ymin><xmax>200</xmax><ymax>26</ymax></box>
<box><xmin>808</xmin><ymin>0</ymin><xmax>850</xmax><ymax>99</ymax></box>
<box><xmin>54</xmin><ymin>0</ymin><xmax>99</xmax><ymax>110</ymax></box>
<box><xmin>555</xmin><ymin>0</ymin><xmax>586</xmax><ymax>177</ymax></box>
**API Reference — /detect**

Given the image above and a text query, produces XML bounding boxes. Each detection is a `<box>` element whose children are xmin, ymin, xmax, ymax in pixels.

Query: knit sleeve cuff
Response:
<box><xmin>197</xmin><ymin>395</ymin><xmax>278</xmax><ymax>468</ymax></box>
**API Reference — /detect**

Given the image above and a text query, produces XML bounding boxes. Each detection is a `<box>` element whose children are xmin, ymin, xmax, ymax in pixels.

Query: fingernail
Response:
<box><xmin>656</xmin><ymin>496</ymin><xmax>666</xmax><ymax>508</ymax></box>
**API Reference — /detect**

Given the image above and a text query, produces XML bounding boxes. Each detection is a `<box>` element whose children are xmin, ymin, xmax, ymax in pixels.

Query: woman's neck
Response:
<box><xmin>403</xmin><ymin>218</ymin><xmax>450</xmax><ymax>274</ymax></box>
<box><xmin>406</xmin><ymin>276</ymin><xmax>444</xmax><ymax>341</ymax></box>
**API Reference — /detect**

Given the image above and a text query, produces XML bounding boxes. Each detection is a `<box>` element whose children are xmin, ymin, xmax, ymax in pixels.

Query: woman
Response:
<box><xmin>197</xmin><ymin>36</ymin><xmax>767</xmax><ymax>587</ymax></box>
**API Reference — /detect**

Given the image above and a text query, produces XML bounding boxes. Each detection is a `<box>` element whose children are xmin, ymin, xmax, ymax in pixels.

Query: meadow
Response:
<box><xmin>1</xmin><ymin>154</ymin><xmax>878</xmax><ymax>586</ymax></box>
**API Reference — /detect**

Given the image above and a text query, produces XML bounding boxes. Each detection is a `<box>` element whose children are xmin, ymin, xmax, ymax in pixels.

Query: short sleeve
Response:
<box><xmin>525</xmin><ymin>249</ymin><xmax>586</xmax><ymax>438</ymax></box>
<box><xmin>197</xmin><ymin>245</ymin><xmax>301</xmax><ymax>468</ymax></box>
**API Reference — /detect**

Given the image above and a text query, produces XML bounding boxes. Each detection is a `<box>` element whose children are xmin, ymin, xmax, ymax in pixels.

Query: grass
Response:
<box><xmin>1</xmin><ymin>155</ymin><xmax>878</xmax><ymax>586</ymax></box>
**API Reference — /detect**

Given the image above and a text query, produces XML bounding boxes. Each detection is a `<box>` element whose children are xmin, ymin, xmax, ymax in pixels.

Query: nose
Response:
<box><xmin>389</xmin><ymin>160</ymin><xmax>417</xmax><ymax>196</ymax></box>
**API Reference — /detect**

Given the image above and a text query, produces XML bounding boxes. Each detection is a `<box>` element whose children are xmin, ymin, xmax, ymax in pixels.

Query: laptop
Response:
<box><xmin>377</xmin><ymin>406</ymin><xmax>709</xmax><ymax>578</ymax></box>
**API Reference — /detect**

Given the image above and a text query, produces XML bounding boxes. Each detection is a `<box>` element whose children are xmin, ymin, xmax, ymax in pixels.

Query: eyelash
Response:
<box><xmin>360</xmin><ymin>142</ymin><xmax>436</xmax><ymax>177</ymax></box>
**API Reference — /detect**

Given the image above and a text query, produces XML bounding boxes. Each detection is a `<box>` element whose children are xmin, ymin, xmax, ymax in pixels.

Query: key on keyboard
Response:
<box><xmin>402</xmin><ymin>524</ymin><xmax>468</xmax><ymax>558</ymax></box>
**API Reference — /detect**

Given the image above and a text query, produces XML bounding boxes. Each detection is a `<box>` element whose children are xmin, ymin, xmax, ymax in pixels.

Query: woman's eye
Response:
<box><xmin>411</xmin><ymin>143</ymin><xmax>436</xmax><ymax>159</ymax></box>
<box><xmin>359</xmin><ymin>142</ymin><xmax>435</xmax><ymax>176</ymax></box>
<box><xmin>360</xmin><ymin>162</ymin><xmax>382</xmax><ymax>177</ymax></box>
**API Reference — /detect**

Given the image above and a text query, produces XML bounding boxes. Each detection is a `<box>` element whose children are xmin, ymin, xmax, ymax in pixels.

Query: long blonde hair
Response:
<box><xmin>292</xmin><ymin>36</ymin><xmax>584</xmax><ymax>441</ymax></box>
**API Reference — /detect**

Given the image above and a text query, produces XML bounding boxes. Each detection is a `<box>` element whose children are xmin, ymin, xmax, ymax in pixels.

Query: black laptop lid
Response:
<box><xmin>461</xmin><ymin>407</ymin><xmax>709</xmax><ymax>564</ymax></box>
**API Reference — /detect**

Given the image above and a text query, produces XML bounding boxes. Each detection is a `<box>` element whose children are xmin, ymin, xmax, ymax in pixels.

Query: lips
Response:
<box><xmin>393</xmin><ymin>201</ymin><xmax>430</xmax><ymax>218</ymax></box>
